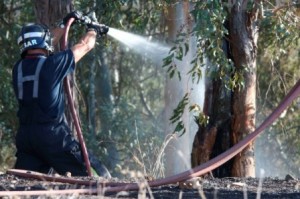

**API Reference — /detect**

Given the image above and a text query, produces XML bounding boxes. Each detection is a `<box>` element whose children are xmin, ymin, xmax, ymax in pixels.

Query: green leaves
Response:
<box><xmin>162</xmin><ymin>34</ymin><xmax>190</xmax><ymax>80</ymax></box>
<box><xmin>162</xmin><ymin>53</ymin><xmax>180</xmax><ymax>80</ymax></box>
<box><xmin>169</xmin><ymin>94</ymin><xmax>210</xmax><ymax>135</ymax></box>
<box><xmin>188</xmin><ymin>58</ymin><xmax>204</xmax><ymax>84</ymax></box>
<box><xmin>190</xmin><ymin>104</ymin><xmax>209</xmax><ymax>127</ymax></box>
<box><xmin>190</xmin><ymin>1</ymin><xmax>238</xmax><ymax>88</ymax></box>
<box><xmin>169</xmin><ymin>93</ymin><xmax>189</xmax><ymax>135</ymax></box>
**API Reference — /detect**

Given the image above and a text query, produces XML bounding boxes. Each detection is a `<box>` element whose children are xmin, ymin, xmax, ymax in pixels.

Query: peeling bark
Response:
<box><xmin>229</xmin><ymin>0</ymin><xmax>260</xmax><ymax>177</ymax></box>
<box><xmin>191</xmin><ymin>0</ymin><xmax>261</xmax><ymax>178</ymax></box>
<box><xmin>191</xmin><ymin>126</ymin><xmax>217</xmax><ymax>167</ymax></box>
<box><xmin>191</xmin><ymin>76</ymin><xmax>233</xmax><ymax>177</ymax></box>
<box><xmin>33</xmin><ymin>0</ymin><xmax>73</xmax><ymax>28</ymax></box>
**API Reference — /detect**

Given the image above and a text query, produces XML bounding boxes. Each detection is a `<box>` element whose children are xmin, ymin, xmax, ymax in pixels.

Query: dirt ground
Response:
<box><xmin>1</xmin><ymin>172</ymin><xmax>300</xmax><ymax>198</ymax></box>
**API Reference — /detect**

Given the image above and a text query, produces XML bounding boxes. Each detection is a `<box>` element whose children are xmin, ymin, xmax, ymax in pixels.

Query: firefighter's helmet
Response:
<box><xmin>17</xmin><ymin>23</ymin><xmax>53</xmax><ymax>57</ymax></box>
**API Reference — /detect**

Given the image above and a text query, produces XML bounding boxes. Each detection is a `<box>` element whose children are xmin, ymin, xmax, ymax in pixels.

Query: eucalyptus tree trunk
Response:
<box><xmin>164</xmin><ymin>0</ymin><xmax>198</xmax><ymax>176</ymax></box>
<box><xmin>229</xmin><ymin>0</ymin><xmax>260</xmax><ymax>177</ymax></box>
<box><xmin>164</xmin><ymin>2</ymin><xmax>185</xmax><ymax>177</ymax></box>
<box><xmin>33</xmin><ymin>0</ymin><xmax>76</xmax><ymax>132</ymax></box>
<box><xmin>191</xmin><ymin>74</ymin><xmax>233</xmax><ymax>177</ymax></box>
<box><xmin>33</xmin><ymin>0</ymin><xmax>74</xmax><ymax>28</ymax></box>
<box><xmin>191</xmin><ymin>0</ymin><xmax>260</xmax><ymax>177</ymax></box>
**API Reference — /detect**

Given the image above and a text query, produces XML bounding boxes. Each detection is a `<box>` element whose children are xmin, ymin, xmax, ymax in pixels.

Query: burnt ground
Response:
<box><xmin>1</xmin><ymin>172</ymin><xmax>300</xmax><ymax>198</ymax></box>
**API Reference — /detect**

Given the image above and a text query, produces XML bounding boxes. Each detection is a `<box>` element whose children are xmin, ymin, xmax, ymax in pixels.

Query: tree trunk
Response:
<box><xmin>191</xmin><ymin>73</ymin><xmax>233</xmax><ymax>177</ymax></box>
<box><xmin>191</xmin><ymin>0</ymin><xmax>260</xmax><ymax>177</ymax></box>
<box><xmin>95</xmin><ymin>48</ymin><xmax>120</xmax><ymax>174</ymax></box>
<box><xmin>33</xmin><ymin>0</ymin><xmax>74</xmax><ymax>28</ymax></box>
<box><xmin>164</xmin><ymin>1</ymin><xmax>194</xmax><ymax>176</ymax></box>
<box><xmin>164</xmin><ymin>2</ymin><xmax>185</xmax><ymax>176</ymax></box>
<box><xmin>229</xmin><ymin>0</ymin><xmax>260</xmax><ymax>177</ymax></box>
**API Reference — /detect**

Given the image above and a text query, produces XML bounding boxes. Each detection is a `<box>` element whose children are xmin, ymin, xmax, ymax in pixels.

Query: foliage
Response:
<box><xmin>169</xmin><ymin>93</ymin><xmax>189</xmax><ymax>135</ymax></box>
<box><xmin>163</xmin><ymin>0</ymin><xmax>299</xmax><ymax>133</ymax></box>
<box><xmin>163</xmin><ymin>1</ymin><xmax>236</xmax><ymax>87</ymax></box>
<box><xmin>161</xmin><ymin>0</ymin><xmax>234</xmax><ymax>135</ymax></box>
<box><xmin>255</xmin><ymin>4</ymin><xmax>300</xmax><ymax>177</ymax></box>
<box><xmin>190</xmin><ymin>104</ymin><xmax>210</xmax><ymax>127</ymax></box>
<box><xmin>85</xmin><ymin>97</ymin><xmax>164</xmax><ymax>177</ymax></box>
<box><xmin>0</xmin><ymin>0</ymin><xmax>35</xmax><ymax>172</ymax></box>
<box><xmin>0</xmin><ymin>0</ymin><xmax>299</xmax><ymax>178</ymax></box>
<box><xmin>0</xmin><ymin>0</ymin><xmax>167</xmax><ymax>177</ymax></box>
<box><xmin>73</xmin><ymin>0</ymin><xmax>167</xmax><ymax>177</ymax></box>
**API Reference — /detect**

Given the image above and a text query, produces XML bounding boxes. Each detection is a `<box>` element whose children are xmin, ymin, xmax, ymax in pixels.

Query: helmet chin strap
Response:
<box><xmin>26</xmin><ymin>49</ymin><xmax>49</xmax><ymax>57</ymax></box>
<box><xmin>44</xmin><ymin>28</ymin><xmax>54</xmax><ymax>53</ymax></box>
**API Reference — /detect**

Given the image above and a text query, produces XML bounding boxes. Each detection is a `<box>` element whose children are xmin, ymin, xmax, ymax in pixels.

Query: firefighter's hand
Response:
<box><xmin>85</xmin><ymin>12</ymin><xmax>109</xmax><ymax>37</ymax></box>
<box><xmin>86</xmin><ymin>23</ymin><xmax>109</xmax><ymax>37</ymax></box>
<box><xmin>60</xmin><ymin>10</ymin><xmax>84</xmax><ymax>28</ymax></box>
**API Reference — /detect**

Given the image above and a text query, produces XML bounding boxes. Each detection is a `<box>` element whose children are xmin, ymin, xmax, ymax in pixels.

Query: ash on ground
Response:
<box><xmin>0</xmin><ymin>173</ymin><xmax>300</xmax><ymax>199</ymax></box>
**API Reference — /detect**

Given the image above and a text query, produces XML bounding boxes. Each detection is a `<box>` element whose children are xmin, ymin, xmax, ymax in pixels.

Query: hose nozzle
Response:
<box><xmin>82</xmin><ymin>12</ymin><xmax>109</xmax><ymax>36</ymax></box>
<box><xmin>96</xmin><ymin>23</ymin><xmax>109</xmax><ymax>36</ymax></box>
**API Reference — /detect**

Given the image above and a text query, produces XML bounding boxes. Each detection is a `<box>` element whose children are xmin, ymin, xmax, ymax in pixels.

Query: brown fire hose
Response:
<box><xmin>5</xmin><ymin>79</ymin><xmax>300</xmax><ymax>196</ymax></box>
<box><xmin>4</xmin><ymin>20</ymin><xmax>300</xmax><ymax>196</ymax></box>
<box><xmin>61</xmin><ymin>18</ymin><xmax>92</xmax><ymax>176</ymax></box>
<box><xmin>103</xmin><ymin>79</ymin><xmax>300</xmax><ymax>192</ymax></box>
<box><xmin>106</xmin><ymin>79</ymin><xmax>300</xmax><ymax>192</ymax></box>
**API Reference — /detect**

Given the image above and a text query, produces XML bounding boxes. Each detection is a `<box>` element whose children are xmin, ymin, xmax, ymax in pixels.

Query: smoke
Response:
<box><xmin>108</xmin><ymin>27</ymin><xmax>205</xmax><ymax>176</ymax></box>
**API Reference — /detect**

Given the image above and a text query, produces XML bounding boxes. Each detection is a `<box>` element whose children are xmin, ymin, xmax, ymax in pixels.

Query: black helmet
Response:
<box><xmin>17</xmin><ymin>23</ymin><xmax>54</xmax><ymax>57</ymax></box>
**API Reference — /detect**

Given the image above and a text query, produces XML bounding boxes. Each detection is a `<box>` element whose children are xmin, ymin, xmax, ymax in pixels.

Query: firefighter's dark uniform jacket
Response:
<box><xmin>12</xmin><ymin>49</ymin><xmax>109</xmax><ymax>176</ymax></box>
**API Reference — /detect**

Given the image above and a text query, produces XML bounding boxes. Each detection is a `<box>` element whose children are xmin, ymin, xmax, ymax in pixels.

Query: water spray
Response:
<box><xmin>82</xmin><ymin>12</ymin><xmax>170</xmax><ymax>65</ymax></box>
<box><xmin>107</xmin><ymin>27</ymin><xmax>170</xmax><ymax>64</ymax></box>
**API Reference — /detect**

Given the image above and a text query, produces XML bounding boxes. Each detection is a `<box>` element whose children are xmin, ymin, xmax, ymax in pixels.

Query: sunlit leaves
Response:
<box><xmin>188</xmin><ymin>58</ymin><xmax>203</xmax><ymax>84</ymax></box>
<box><xmin>259</xmin><ymin>5</ymin><xmax>299</xmax><ymax>60</ymax></box>
<box><xmin>190</xmin><ymin>0</ymin><xmax>235</xmax><ymax>87</ymax></box>
<box><xmin>164</xmin><ymin>0</ymin><xmax>299</xmax><ymax>138</ymax></box>
<box><xmin>229</xmin><ymin>69</ymin><xmax>246</xmax><ymax>91</ymax></box>
<box><xmin>165</xmin><ymin>0</ymin><xmax>233</xmax><ymax>136</ymax></box>
<box><xmin>189</xmin><ymin>104</ymin><xmax>209</xmax><ymax>127</ymax></box>
<box><xmin>162</xmin><ymin>0</ymin><xmax>232</xmax><ymax>85</ymax></box>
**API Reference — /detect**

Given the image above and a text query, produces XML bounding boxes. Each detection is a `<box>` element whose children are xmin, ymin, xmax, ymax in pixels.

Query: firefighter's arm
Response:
<box><xmin>71</xmin><ymin>30</ymin><xmax>97</xmax><ymax>63</ymax></box>
<box><xmin>51</xmin><ymin>11</ymin><xmax>85</xmax><ymax>48</ymax></box>
<box><xmin>70</xmin><ymin>12</ymin><xmax>109</xmax><ymax>63</ymax></box>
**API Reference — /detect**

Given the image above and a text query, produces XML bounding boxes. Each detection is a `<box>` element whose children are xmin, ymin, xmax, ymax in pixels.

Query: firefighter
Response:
<box><xmin>12</xmin><ymin>11</ymin><xmax>111</xmax><ymax>177</ymax></box>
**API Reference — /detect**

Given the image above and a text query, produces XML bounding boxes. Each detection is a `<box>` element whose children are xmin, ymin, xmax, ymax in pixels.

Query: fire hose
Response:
<box><xmin>3</xmin><ymin>17</ymin><xmax>300</xmax><ymax>196</ymax></box>
<box><xmin>61</xmin><ymin>15</ymin><xmax>110</xmax><ymax>177</ymax></box>
<box><xmin>106</xmin><ymin>80</ymin><xmax>300</xmax><ymax>193</ymax></box>
<box><xmin>61</xmin><ymin>18</ymin><xmax>92</xmax><ymax>176</ymax></box>
<box><xmin>5</xmin><ymin>78</ymin><xmax>300</xmax><ymax>196</ymax></box>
